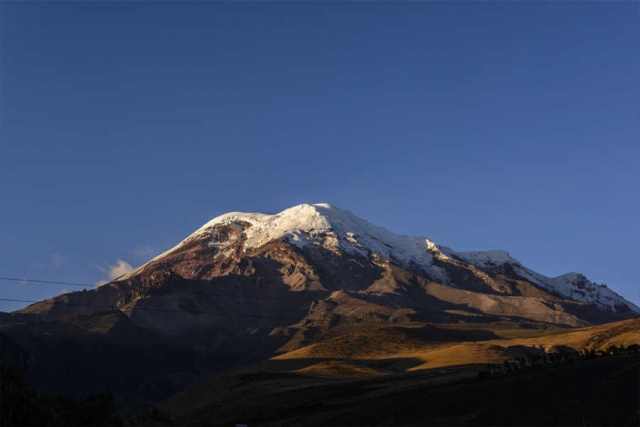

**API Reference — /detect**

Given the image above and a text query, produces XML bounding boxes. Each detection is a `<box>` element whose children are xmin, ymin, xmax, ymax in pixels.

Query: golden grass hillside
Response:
<box><xmin>272</xmin><ymin>318</ymin><xmax>640</xmax><ymax>376</ymax></box>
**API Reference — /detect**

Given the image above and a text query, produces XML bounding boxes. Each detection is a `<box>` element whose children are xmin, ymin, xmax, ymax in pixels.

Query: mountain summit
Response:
<box><xmin>124</xmin><ymin>203</ymin><xmax>443</xmax><ymax>282</ymax></box>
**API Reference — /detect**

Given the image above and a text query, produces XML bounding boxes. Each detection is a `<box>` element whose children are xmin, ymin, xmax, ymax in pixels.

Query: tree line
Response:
<box><xmin>0</xmin><ymin>364</ymin><xmax>122</xmax><ymax>427</ymax></box>
<box><xmin>477</xmin><ymin>343</ymin><xmax>640</xmax><ymax>380</ymax></box>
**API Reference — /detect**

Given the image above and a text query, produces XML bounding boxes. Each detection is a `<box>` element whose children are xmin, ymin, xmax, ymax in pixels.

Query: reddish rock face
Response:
<box><xmin>140</xmin><ymin>223</ymin><xmax>249</xmax><ymax>280</ymax></box>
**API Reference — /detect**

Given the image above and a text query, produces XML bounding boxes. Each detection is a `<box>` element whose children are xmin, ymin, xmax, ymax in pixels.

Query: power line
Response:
<box><xmin>0</xmin><ymin>297</ymin><xmax>591</xmax><ymax>319</ymax></box>
<box><xmin>0</xmin><ymin>298</ymin><xmax>304</xmax><ymax>321</ymax></box>
<box><xmin>0</xmin><ymin>277</ymin><xmax>91</xmax><ymax>288</ymax></box>
<box><xmin>0</xmin><ymin>276</ymin><xmax>314</xmax><ymax>303</ymax></box>
<box><xmin>0</xmin><ymin>277</ymin><xmax>617</xmax><ymax>319</ymax></box>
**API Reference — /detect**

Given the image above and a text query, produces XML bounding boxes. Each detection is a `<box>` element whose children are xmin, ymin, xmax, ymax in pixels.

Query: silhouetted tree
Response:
<box><xmin>627</xmin><ymin>344</ymin><xmax>640</xmax><ymax>354</ymax></box>
<box><xmin>477</xmin><ymin>369</ymin><xmax>490</xmax><ymax>380</ymax></box>
<box><xmin>0</xmin><ymin>364</ymin><xmax>121</xmax><ymax>426</ymax></box>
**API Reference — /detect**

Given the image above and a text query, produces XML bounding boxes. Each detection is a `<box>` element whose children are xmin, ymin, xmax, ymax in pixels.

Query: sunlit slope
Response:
<box><xmin>273</xmin><ymin>318</ymin><xmax>640</xmax><ymax>375</ymax></box>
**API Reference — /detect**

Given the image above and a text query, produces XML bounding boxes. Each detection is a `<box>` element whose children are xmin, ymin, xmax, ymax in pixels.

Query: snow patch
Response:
<box><xmin>454</xmin><ymin>250</ymin><xmax>518</xmax><ymax>267</ymax></box>
<box><xmin>455</xmin><ymin>250</ymin><xmax>640</xmax><ymax>314</ymax></box>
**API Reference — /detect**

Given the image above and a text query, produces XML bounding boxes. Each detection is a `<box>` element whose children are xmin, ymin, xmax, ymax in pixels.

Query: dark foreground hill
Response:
<box><xmin>153</xmin><ymin>353</ymin><xmax>640</xmax><ymax>426</ymax></box>
<box><xmin>0</xmin><ymin>364</ymin><xmax>121</xmax><ymax>427</ymax></box>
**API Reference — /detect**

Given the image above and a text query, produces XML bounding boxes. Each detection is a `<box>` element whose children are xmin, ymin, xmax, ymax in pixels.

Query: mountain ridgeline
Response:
<box><xmin>18</xmin><ymin>203</ymin><xmax>639</xmax><ymax>331</ymax></box>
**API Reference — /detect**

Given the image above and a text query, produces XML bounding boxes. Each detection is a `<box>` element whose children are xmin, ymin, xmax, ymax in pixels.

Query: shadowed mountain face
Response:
<box><xmin>2</xmin><ymin>204</ymin><xmax>638</xmax><ymax>414</ymax></box>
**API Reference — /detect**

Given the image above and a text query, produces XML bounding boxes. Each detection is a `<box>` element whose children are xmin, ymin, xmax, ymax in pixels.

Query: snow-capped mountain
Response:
<box><xmin>121</xmin><ymin>203</ymin><xmax>445</xmax><ymax>283</ymax></box>
<box><xmin>17</xmin><ymin>203</ymin><xmax>639</xmax><ymax>339</ymax></box>
<box><xmin>6</xmin><ymin>203</ymin><xmax>639</xmax><ymax>415</ymax></box>
<box><xmin>119</xmin><ymin>203</ymin><xmax>638</xmax><ymax>315</ymax></box>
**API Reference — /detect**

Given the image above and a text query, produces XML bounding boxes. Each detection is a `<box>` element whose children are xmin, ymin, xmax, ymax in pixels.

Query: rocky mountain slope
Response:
<box><xmin>16</xmin><ymin>203</ymin><xmax>638</xmax><ymax>332</ymax></box>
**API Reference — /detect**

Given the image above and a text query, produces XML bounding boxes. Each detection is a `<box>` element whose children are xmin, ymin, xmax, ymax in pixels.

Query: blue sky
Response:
<box><xmin>1</xmin><ymin>1</ymin><xmax>638</xmax><ymax>311</ymax></box>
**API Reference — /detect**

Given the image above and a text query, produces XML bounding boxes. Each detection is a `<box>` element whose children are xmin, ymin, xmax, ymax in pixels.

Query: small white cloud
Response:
<box><xmin>102</xmin><ymin>259</ymin><xmax>135</xmax><ymax>280</ymax></box>
<box><xmin>96</xmin><ymin>259</ymin><xmax>135</xmax><ymax>287</ymax></box>
<box><xmin>61</xmin><ymin>287</ymin><xmax>69</xmax><ymax>294</ymax></box>
<box><xmin>17</xmin><ymin>279</ymin><xmax>27</xmax><ymax>287</ymax></box>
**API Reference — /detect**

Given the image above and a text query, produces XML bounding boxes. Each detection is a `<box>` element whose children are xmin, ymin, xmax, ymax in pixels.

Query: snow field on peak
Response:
<box><xmin>545</xmin><ymin>271</ymin><xmax>640</xmax><ymax>313</ymax></box>
<box><xmin>453</xmin><ymin>250</ymin><xmax>518</xmax><ymax>266</ymax></box>
<box><xmin>198</xmin><ymin>203</ymin><xmax>439</xmax><ymax>269</ymax></box>
<box><xmin>454</xmin><ymin>250</ymin><xmax>640</xmax><ymax>314</ymax></box>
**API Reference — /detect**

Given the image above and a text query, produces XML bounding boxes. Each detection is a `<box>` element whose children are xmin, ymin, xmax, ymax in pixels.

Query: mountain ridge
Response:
<box><xmin>115</xmin><ymin>203</ymin><xmax>638</xmax><ymax>314</ymax></box>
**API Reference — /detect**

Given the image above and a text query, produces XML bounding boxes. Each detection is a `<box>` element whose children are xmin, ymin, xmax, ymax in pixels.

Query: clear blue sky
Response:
<box><xmin>1</xmin><ymin>1</ymin><xmax>638</xmax><ymax>312</ymax></box>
